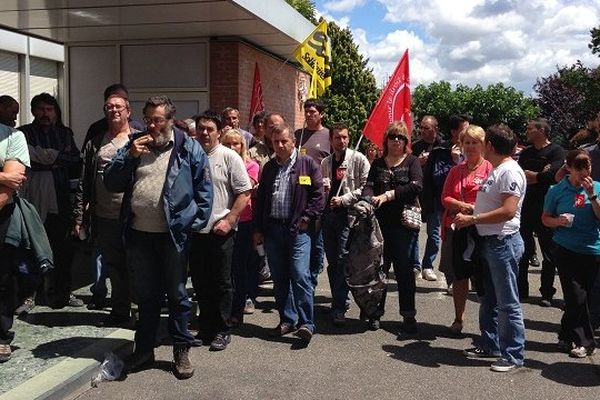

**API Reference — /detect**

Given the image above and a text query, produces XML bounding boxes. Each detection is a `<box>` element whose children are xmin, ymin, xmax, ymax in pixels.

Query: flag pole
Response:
<box><xmin>334</xmin><ymin>133</ymin><xmax>364</xmax><ymax>198</ymax></box>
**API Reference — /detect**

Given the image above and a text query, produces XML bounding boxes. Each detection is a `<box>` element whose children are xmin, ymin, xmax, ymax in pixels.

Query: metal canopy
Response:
<box><xmin>0</xmin><ymin>0</ymin><xmax>314</xmax><ymax>58</ymax></box>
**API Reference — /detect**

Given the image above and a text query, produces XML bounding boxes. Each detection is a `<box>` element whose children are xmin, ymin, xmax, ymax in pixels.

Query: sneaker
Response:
<box><xmin>173</xmin><ymin>345</ymin><xmax>194</xmax><ymax>379</ymax></box>
<box><xmin>463</xmin><ymin>347</ymin><xmax>499</xmax><ymax>359</ymax></box>
<box><xmin>209</xmin><ymin>333</ymin><xmax>231</xmax><ymax>351</ymax></box>
<box><xmin>490</xmin><ymin>359</ymin><xmax>520</xmax><ymax>372</ymax></box>
<box><xmin>539</xmin><ymin>298</ymin><xmax>552</xmax><ymax>307</ymax></box>
<box><xmin>243</xmin><ymin>299</ymin><xmax>255</xmax><ymax>315</ymax></box>
<box><xmin>422</xmin><ymin>269</ymin><xmax>438</xmax><ymax>281</ymax></box>
<box><xmin>400</xmin><ymin>317</ymin><xmax>418</xmax><ymax>334</ymax></box>
<box><xmin>413</xmin><ymin>268</ymin><xmax>421</xmax><ymax>279</ymax></box>
<box><xmin>68</xmin><ymin>294</ymin><xmax>84</xmax><ymax>307</ymax></box>
<box><xmin>15</xmin><ymin>297</ymin><xmax>35</xmax><ymax>315</ymax></box>
<box><xmin>125</xmin><ymin>351</ymin><xmax>155</xmax><ymax>372</ymax></box>
<box><xmin>295</xmin><ymin>325</ymin><xmax>313</xmax><ymax>343</ymax></box>
<box><xmin>569</xmin><ymin>346</ymin><xmax>596</xmax><ymax>358</ymax></box>
<box><xmin>529</xmin><ymin>254</ymin><xmax>540</xmax><ymax>267</ymax></box>
<box><xmin>332</xmin><ymin>311</ymin><xmax>346</xmax><ymax>327</ymax></box>
<box><xmin>0</xmin><ymin>344</ymin><xmax>11</xmax><ymax>362</ymax></box>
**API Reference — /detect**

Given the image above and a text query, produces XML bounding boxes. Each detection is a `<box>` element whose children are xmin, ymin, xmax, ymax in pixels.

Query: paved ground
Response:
<box><xmin>1</xmin><ymin>238</ymin><xmax>600</xmax><ymax>400</ymax></box>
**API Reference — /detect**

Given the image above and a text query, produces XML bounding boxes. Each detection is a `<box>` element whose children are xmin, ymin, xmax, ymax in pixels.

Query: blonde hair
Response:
<box><xmin>460</xmin><ymin>124</ymin><xmax>485</xmax><ymax>145</ymax></box>
<box><xmin>382</xmin><ymin>120</ymin><xmax>411</xmax><ymax>157</ymax></box>
<box><xmin>221</xmin><ymin>129</ymin><xmax>248</xmax><ymax>161</ymax></box>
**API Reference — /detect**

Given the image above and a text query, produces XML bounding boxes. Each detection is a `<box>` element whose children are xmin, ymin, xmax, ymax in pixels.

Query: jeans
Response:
<box><xmin>189</xmin><ymin>231</ymin><xmax>235</xmax><ymax>336</ymax></box>
<box><xmin>380</xmin><ymin>224</ymin><xmax>418</xmax><ymax>318</ymax></box>
<box><xmin>89</xmin><ymin>250</ymin><xmax>107</xmax><ymax>303</ymax></box>
<box><xmin>309</xmin><ymin>223</ymin><xmax>324</xmax><ymax>289</ymax></box>
<box><xmin>409</xmin><ymin>237</ymin><xmax>421</xmax><ymax>271</ymax></box>
<box><xmin>518</xmin><ymin>217</ymin><xmax>557</xmax><ymax>300</ymax></box>
<box><xmin>478</xmin><ymin>233</ymin><xmax>525</xmax><ymax>366</ymax></box>
<box><xmin>126</xmin><ymin>229</ymin><xmax>194</xmax><ymax>353</ymax></box>
<box><xmin>554</xmin><ymin>245</ymin><xmax>599</xmax><ymax>348</ymax></box>
<box><xmin>96</xmin><ymin>217</ymin><xmax>130</xmax><ymax>317</ymax></box>
<box><xmin>323</xmin><ymin>209</ymin><xmax>351</xmax><ymax>314</ymax></box>
<box><xmin>422</xmin><ymin>204</ymin><xmax>442</xmax><ymax>270</ymax></box>
<box><xmin>265</xmin><ymin>222</ymin><xmax>314</xmax><ymax>332</ymax></box>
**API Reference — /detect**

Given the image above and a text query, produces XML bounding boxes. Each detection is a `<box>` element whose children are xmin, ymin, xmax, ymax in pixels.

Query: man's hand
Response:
<box><xmin>330</xmin><ymin>196</ymin><xmax>343</xmax><ymax>208</ymax></box>
<box><xmin>582</xmin><ymin>176</ymin><xmax>595</xmax><ymax>196</ymax></box>
<box><xmin>0</xmin><ymin>171</ymin><xmax>27</xmax><ymax>190</ymax></box>
<box><xmin>371</xmin><ymin>194</ymin><xmax>388</xmax><ymax>208</ymax></box>
<box><xmin>129</xmin><ymin>134</ymin><xmax>154</xmax><ymax>158</ymax></box>
<box><xmin>418</xmin><ymin>152</ymin><xmax>429</xmax><ymax>166</ymax></box>
<box><xmin>453</xmin><ymin>212</ymin><xmax>475</xmax><ymax>229</ymax></box>
<box><xmin>252</xmin><ymin>232</ymin><xmax>264</xmax><ymax>248</ymax></box>
<box><xmin>213</xmin><ymin>217</ymin><xmax>234</xmax><ymax>236</ymax></box>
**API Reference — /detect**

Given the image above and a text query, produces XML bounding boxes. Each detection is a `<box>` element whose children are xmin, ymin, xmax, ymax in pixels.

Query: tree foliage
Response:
<box><xmin>590</xmin><ymin>26</ymin><xmax>600</xmax><ymax>56</ymax></box>
<box><xmin>319</xmin><ymin>22</ymin><xmax>380</xmax><ymax>146</ymax></box>
<box><xmin>533</xmin><ymin>62</ymin><xmax>600</xmax><ymax>147</ymax></box>
<box><xmin>285</xmin><ymin>0</ymin><xmax>317</xmax><ymax>24</ymax></box>
<box><xmin>412</xmin><ymin>81</ymin><xmax>539</xmax><ymax>141</ymax></box>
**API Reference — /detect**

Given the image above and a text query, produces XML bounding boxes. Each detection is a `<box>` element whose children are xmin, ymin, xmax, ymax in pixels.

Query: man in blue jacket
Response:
<box><xmin>253</xmin><ymin>124</ymin><xmax>324</xmax><ymax>345</ymax></box>
<box><xmin>104</xmin><ymin>96</ymin><xmax>212</xmax><ymax>379</ymax></box>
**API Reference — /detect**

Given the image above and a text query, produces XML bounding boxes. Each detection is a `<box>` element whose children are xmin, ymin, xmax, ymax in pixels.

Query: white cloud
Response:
<box><xmin>323</xmin><ymin>0</ymin><xmax>366</xmax><ymax>13</ymax></box>
<box><xmin>326</xmin><ymin>0</ymin><xmax>600</xmax><ymax>94</ymax></box>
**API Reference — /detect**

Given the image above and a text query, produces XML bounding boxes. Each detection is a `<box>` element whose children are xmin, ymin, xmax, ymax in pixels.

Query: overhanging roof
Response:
<box><xmin>0</xmin><ymin>0</ymin><xmax>315</xmax><ymax>58</ymax></box>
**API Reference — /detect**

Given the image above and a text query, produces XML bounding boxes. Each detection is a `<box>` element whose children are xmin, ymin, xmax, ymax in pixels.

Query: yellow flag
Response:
<box><xmin>294</xmin><ymin>20</ymin><xmax>332</xmax><ymax>97</ymax></box>
<box><xmin>308</xmin><ymin>66</ymin><xmax>318</xmax><ymax>99</ymax></box>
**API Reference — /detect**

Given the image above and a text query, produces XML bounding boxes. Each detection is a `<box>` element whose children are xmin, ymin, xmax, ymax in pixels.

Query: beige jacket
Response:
<box><xmin>321</xmin><ymin>149</ymin><xmax>370</xmax><ymax>207</ymax></box>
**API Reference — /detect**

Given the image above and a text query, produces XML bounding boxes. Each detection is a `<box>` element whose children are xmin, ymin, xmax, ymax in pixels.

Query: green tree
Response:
<box><xmin>319</xmin><ymin>22</ymin><xmax>379</xmax><ymax>146</ymax></box>
<box><xmin>412</xmin><ymin>81</ymin><xmax>540</xmax><ymax>141</ymax></box>
<box><xmin>285</xmin><ymin>0</ymin><xmax>317</xmax><ymax>24</ymax></box>
<box><xmin>590</xmin><ymin>26</ymin><xmax>600</xmax><ymax>56</ymax></box>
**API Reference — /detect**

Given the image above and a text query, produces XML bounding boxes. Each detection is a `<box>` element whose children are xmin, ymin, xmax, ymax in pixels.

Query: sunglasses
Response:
<box><xmin>387</xmin><ymin>134</ymin><xmax>406</xmax><ymax>141</ymax></box>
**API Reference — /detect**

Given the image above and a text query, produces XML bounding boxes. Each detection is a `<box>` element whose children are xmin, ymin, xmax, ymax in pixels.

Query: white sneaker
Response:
<box><xmin>490</xmin><ymin>359</ymin><xmax>520</xmax><ymax>372</ymax></box>
<box><xmin>422</xmin><ymin>269</ymin><xmax>438</xmax><ymax>281</ymax></box>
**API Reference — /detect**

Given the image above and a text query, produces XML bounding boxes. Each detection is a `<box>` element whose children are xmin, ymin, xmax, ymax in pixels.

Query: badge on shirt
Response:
<box><xmin>299</xmin><ymin>175</ymin><xmax>312</xmax><ymax>185</ymax></box>
<box><xmin>574</xmin><ymin>193</ymin><xmax>586</xmax><ymax>208</ymax></box>
<box><xmin>336</xmin><ymin>167</ymin><xmax>347</xmax><ymax>181</ymax></box>
<box><xmin>300</xmin><ymin>147</ymin><xmax>307</xmax><ymax>156</ymax></box>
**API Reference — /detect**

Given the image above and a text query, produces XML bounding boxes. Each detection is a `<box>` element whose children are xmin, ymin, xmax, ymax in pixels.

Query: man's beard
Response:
<box><xmin>150</xmin><ymin>123</ymin><xmax>172</xmax><ymax>148</ymax></box>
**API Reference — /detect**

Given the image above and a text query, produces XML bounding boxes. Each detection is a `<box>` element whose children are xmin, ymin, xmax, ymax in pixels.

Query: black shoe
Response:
<box><xmin>125</xmin><ymin>351</ymin><xmax>155</xmax><ymax>372</ymax></box>
<box><xmin>209</xmin><ymin>333</ymin><xmax>231</xmax><ymax>351</ymax></box>
<box><xmin>295</xmin><ymin>326</ymin><xmax>313</xmax><ymax>344</ymax></box>
<box><xmin>399</xmin><ymin>317</ymin><xmax>418</xmax><ymax>335</ymax></box>
<box><xmin>529</xmin><ymin>254</ymin><xmax>540</xmax><ymax>267</ymax></box>
<box><xmin>87</xmin><ymin>298</ymin><xmax>107</xmax><ymax>310</ymax></box>
<box><xmin>15</xmin><ymin>297</ymin><xmax>35</xmax><ymax>315</ymax></box>
<box><xmin>368</xmin><ymin>318</ymin><xmax>380</xmax><ymax>331</ymax></box>
<box><xmin>463</xmin><ymin>347</ymin><xmax>500</xmax><ymax>358</ymax></box>
<box><xmin>173</xmin><ymin>345</ymin><xmax>194</xmax><ymax>379</ymax></box>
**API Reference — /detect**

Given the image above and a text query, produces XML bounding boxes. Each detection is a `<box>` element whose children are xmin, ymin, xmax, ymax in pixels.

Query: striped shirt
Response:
<box><xmin>270</xmin><ymin>149</ymin><xmax>297</xmax><ymax>219</ymax></box>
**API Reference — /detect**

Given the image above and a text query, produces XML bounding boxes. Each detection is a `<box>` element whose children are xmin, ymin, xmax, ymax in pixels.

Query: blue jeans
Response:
<box><xmin>126</xmin><ymin>229</ymin><xmax>194</xmax><ymax>353</ymax></box>
<box><xmin>265</xmin><ymin>223</ymin><xmax>314</xmax><ymax>332</ymax></box>
<box><xmin>422</xmin><ymin>204</ymin><xmax>442</xmax><ymax>270</ymax></box>
<box><xmin>323</xmin><ymin>209</ymin><xmax>350</xmax><ymax>314</ymax></box>
<box><xmin>380</xmin><ymin>224</ymin><xmax>418</xmax><ymax>318</ymax></box>
<box><xmin>309</xmin><ymin>224</ymin><xmax>324</xmax><ymax>288</ymax></box>
<box><xmin>478</xmin><ymin>233</ymin><xmax>525</xmax><ymax>366</ymax></box>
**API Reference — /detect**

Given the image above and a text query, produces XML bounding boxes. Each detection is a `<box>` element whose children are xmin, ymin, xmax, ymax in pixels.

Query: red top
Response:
<box><xmin>240</xmin><ymin>159</ymin><xmax>260</xmax><ymax>223</ymax></box>
<box><xmin>441</xmin><ymin>159</ymin><xmax>493</xmax><ymax>231</ymax></box>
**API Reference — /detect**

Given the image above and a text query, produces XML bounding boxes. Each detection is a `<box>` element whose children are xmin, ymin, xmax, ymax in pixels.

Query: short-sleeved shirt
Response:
<box><xmin>200</xmin><ymin>144</ymin><xmax>252</xmax><ymax>233</ymax></box>
<box><xmin>294</xmin><ymin>127</ymin><xmax>330</xmax><ymax>164</ymax></box>
<box><xmin>543</xmin><ymin>177</ymin><xmax>600</xmax><ymax>255</ymax></box>
<box><xmin>239</xmin><ymin>159</ymin><xmax>259</xmax><ymax>223</ymax></box>
<box><xmin>0</xmin><ymin>124</ymin><xmax>31</xmax><ymax>169</ymax></box>
<box><xmin>474</xmin><ymin>159</ymin><xmax>526</xmax><ymax>236</ymax></box>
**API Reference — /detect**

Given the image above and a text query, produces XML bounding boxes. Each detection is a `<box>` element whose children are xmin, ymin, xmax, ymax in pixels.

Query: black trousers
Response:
<box><xmin>189</xmin><ymin>231</ymin><xmax>235</xmax><ymax>336</ymax></box>
<box><xmin>518</xmin><ymin>215</ymin><xmax>557</xmax><ymax>300</ymax></box>
<box><xmin>43</xmin><ymin>213</ymin><xmax>75</xmax><ymax>304</ymax></box>
<box><xmin>554</xmin><ymin>245</ymin><xmax>599</xmax><ymax>348</ymax></box>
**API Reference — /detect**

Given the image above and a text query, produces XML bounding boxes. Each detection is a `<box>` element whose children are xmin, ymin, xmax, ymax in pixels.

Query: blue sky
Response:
<box><xmin>314</xmin><ymin>0</ymin><xmax>600</xmax><ymax>94</ymax></box>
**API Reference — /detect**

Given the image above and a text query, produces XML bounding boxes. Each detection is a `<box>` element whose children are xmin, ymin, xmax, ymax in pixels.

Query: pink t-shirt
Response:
<box><xmin>441</xmin><ymin>159</ymin><xmax>493</xmax><ymax>229</ymax></box>
<box><xmin>240</xmin><ymin>159</ymin><xmax>260</xmax><ymax>222</ymax></box>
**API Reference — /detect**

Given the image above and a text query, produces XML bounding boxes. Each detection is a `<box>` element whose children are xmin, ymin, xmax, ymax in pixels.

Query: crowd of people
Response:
<box><xmin>0</xmin><ymin>85</ymin><xmax>599</xmax><ymax>379</ymax></box>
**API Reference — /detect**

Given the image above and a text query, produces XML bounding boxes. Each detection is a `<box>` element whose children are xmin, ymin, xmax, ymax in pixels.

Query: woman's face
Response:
<box><xmin>567</xmin><ymin>165</ymin><xmax>591</xmax><ymax>185</ymax></box>
<box><xmin>222</xmin><ymin>136</ymin><xmax>243</xmax><ymax>156</ymax></box>
<box><xmin>386</xmin><ymin>133</ymin><xmax>407</xmax><ymax>155</ymax></box>
<box><xmin>461</xmin><ymin>136</ymin><xmax>484</xmax><ymax>161</ymax></box>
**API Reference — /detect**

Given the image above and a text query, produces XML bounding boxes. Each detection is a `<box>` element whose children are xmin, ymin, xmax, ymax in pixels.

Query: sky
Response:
<box><xmin>314</xmin><ymin>0</ymin><xmax>600</xmax><ymax>94</ymax></box>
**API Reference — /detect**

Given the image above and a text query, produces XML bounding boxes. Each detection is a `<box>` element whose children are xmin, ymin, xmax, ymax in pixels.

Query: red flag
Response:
<box><xmin>248</xmin><ymin>62</ymin><xmax>265</xmax><ymax>123</ymax></box>
<box><xmin>362</xmin><ymin>49</ymin><xmax>412</xmax><ymax>148</ymax></box>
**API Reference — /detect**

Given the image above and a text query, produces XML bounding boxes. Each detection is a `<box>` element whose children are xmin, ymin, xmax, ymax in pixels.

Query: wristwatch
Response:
<box><xmin>471</xmin><ymin>214</ymin><xmax>480</xmax><ymax>224</ymax></box>
<box><xmin>591</xmin><ymin>194</ymin><xmax>598</xmax><ymax>201</ymax></box>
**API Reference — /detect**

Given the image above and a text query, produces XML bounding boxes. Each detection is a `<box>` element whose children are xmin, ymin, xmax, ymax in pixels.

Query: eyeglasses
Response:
<box><xmin>104</xmin><ymin>105</ymin><xmax>127</xmax><ymax>112</ymax></box>
<box><xmin>143</xmin><ymin>116</ymin><xmax>168</xmax><ymax>125</ymax></box>
<box><xmin>387</xmin><ymin>134</ymin><xmax>406</xmax><ymax>141</ymax></box>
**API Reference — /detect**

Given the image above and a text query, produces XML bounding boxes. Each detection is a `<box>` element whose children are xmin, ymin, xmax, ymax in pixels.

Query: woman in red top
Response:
<box><xmin>439</xmin><ymin>125</ymin><xmax>492</xmax><ymax>335</ymax></box>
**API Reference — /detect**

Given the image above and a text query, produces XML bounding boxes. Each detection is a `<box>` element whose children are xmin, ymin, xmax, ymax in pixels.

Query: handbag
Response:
<box><xmin>401</xmin><ymin>200</ymin><xmax>422</xmax><ymax>231</ymax></box>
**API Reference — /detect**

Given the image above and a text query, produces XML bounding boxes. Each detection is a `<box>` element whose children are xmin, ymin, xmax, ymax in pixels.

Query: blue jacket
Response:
<box><xmin>104</xmin><ymin>128</ymin><xmax>213</xmax><ymax>251</ymax></box>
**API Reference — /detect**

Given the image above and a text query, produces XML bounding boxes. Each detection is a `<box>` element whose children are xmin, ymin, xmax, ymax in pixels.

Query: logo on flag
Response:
<box><xmin>294</xmin><ymin>20</ymin><xmax>332</xmax><ymax>98</ymax></box>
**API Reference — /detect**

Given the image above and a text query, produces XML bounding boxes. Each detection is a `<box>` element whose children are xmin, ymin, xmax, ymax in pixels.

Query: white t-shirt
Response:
<box><xmin>474</xmin><ymin>159</ymin><xmax>526</xmax><ymax>236</ymax></box>
<box><xmin>200</xmin><ymin>144</ymin><xmax>252</xmax><ymax>233</ymax></box>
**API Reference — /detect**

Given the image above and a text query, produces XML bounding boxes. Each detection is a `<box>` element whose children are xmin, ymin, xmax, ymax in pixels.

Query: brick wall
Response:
<box><xmin>210</xmin><ymin>39</ymin><xmax>307</xmax><ymax>130</ymax></box>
